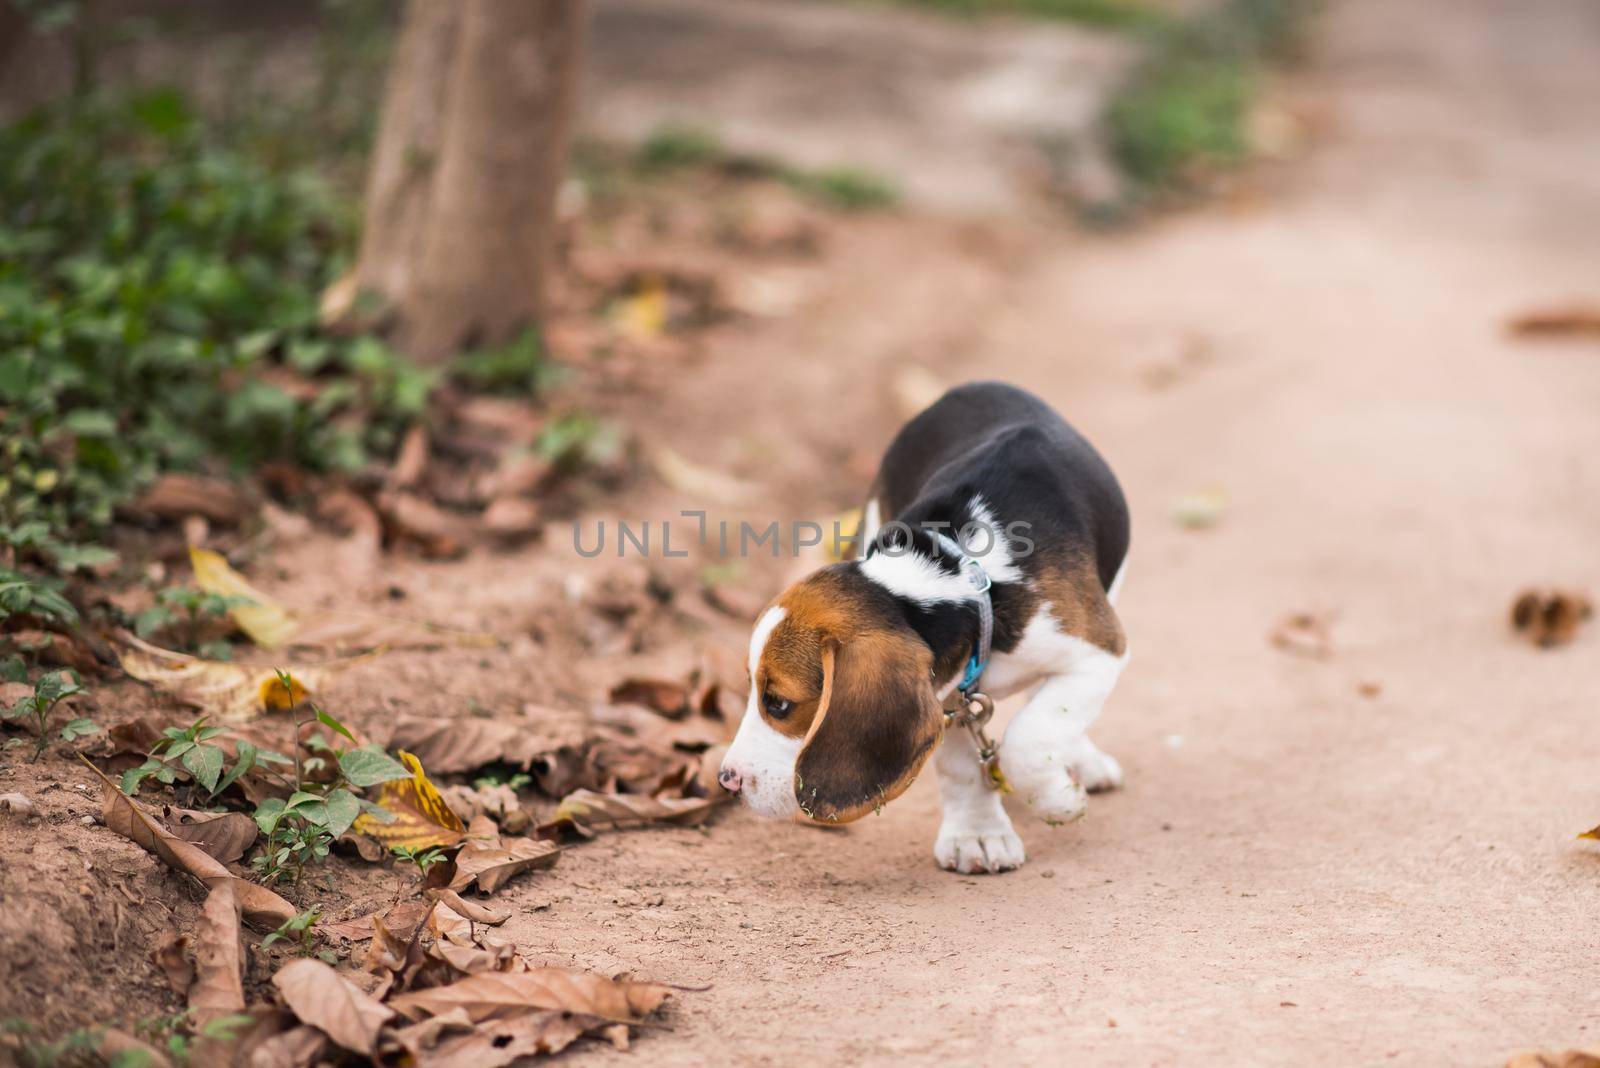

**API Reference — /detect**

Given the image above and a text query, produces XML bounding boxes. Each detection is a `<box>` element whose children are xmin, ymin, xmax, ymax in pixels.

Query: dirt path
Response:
<box><xmin>514</xmin><ymin>1</ymin><xmax>1600</xmax><ymax>1063</ymax></box>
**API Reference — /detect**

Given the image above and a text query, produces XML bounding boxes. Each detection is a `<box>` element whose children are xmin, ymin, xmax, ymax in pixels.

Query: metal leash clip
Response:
<box><xmin>945</xmin><ymin>691</ymin><xmax>1004</xmax><ymax>790</ymax></box>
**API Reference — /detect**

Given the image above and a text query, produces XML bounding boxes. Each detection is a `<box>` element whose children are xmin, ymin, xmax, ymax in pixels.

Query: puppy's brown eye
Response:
<box><xmin>762</xmin><ymin>692</ymin><xmax>792</xmax><ymax>719</ymax></box>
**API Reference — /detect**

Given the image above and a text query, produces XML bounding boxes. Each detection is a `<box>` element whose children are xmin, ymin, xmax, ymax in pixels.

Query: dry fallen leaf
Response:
<box><xmin>325</xmin><ymin>898</ymin><xmax>433</xmax><ymax>945</ymax></box>
<box><xmin>83</xmin><ymin>758</ymin><xmax>297</xmax><ymax>929</ymax></box>
<box><xmin>388</xmin><ymin>968</ymin><xmax>672</xmax><ymax>1025</ymax></box>
<box><xmin>190</xmin><ymin>547</ymin><xmax>298</xmax><ymax>649</ymax></box>
<box><xmin>387</xmin><ymin>709</ymin><xmax>591</xmax><ymax>775</ymax></box>
<box><xmin>449</xmin><ymin>823</ymin><xmax>561</xmax><ymax>895</ymax></box>
<box><xmin>166</xmin><ymin>806</ymin><xmax>259</xmax><ymax>864</ymax></box>
<box><xmin>612</xmin><ymin>273</ymin><xmax>668</xmax><ymax>340</ymax></box>
<box><xmin>134</xmin><ymin>473</ymin><xmax>252</xmax><ymax>526</ymax></box>
<box><xmin>1172</xmin><ymin>484</ymin><xmax>1228</xmax><ymax>529</ymax></box>
<box><xmin>377</xmin><ymin>490</ymin><xmax>473</xmax><ymax>558</ymax></box>
<box><xmin>608</xmin><ymin>677</ymin><xmax>690</xmax><ymax>718</ymax></box>
<box><xmin>352</xmin><ymin>750</ymin><xmax>467</xmax><ymax>851</ymax></box>
<box><xmin>152</xmin><ymin>928</ymin><xmax>193</xmax><ymax>996</ymax></box>
<box><xmin>272</xmin><ymin>958</ymin><xmax>395</xmax><ymax>1058</ymax></box>
<box><xmin>1511</xmin><ymin>588</ymin><xmax>1593</xmax><ymax>649</ymax></box>
<box><xmin>542</xmin><ymin>789</ymin><xmax>718</xmax><ymax>838</ymax></box>
<box><xmin>190</xmin><ymin>882</ymin><xmax>247</xmax><ymax>1027</ymax></box>
<box><xmin>402</xmin><ymin>1010</ymin><xmax>583</xmax><ymax>1067</ymax></box>
<box><xmin>116</xmin><ymin>634</ymin><xmax>319</xmax><ymax>722</ymax></box>
<box><xmin>1507</xmin><ymin>303</ymin><xmax>1600</xmax><ymax>339</ymax></box>
<box><xmin>1579</xmin><ymin>825</ymin><xmax>1600</xmax><ymax>842</ymax></box>
<box><xmin>1505</xmin><ymin>1049</ymin><xmax>1600</xmax><ymax>1068</ymax></box>
<box><xmin>1269</xmin><ymin>612</ymin><xmax>1332</xmax><ymax>659</ymax></box>
<box><xmin>427</xmin><ymin>889</ymin><xmax>510</xmax><ymax>926</ymax></box>
<box><xmin>365</xmin><ymin>912</ymin><xmax>411</xmax><ymax>976</ymax></box>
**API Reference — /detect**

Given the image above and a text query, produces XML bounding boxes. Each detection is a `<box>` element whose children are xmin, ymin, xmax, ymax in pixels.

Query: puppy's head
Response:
<box><xmin>718</xmin><ymin>565</ymin><xmax>944</xmax><ymax>823</ymax></box>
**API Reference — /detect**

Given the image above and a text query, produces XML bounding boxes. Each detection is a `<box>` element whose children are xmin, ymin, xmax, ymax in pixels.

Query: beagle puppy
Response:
<box><xmin>718</xmin><ymin>381</ymin><xmax>1130</xmax><ymax>874</ymax></box>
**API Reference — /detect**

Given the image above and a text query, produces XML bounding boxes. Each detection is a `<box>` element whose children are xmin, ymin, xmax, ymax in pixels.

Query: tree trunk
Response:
<box><xmin>354</xmin><ymin>0</ymin><xmax>587</xmax><ymax>365</ymax></box>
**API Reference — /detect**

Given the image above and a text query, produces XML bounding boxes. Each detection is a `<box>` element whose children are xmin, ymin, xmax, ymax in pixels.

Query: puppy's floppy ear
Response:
<box><xmin>794</xmin><ymin>628</ymin><xmax>943</xmax><ymax>823</ymax></box>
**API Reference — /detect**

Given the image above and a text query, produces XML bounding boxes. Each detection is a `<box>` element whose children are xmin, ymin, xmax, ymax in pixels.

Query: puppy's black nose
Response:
<box><xmin>718</xmin><ymin>766</ymin><xmax>743</xmax><ymax>794</ymax></box>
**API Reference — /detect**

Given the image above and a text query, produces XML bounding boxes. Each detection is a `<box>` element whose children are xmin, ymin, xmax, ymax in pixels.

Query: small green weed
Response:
<box><xmin>261</xmin><ymin>907</ymin><xmax>325</xmax><ymax>958</ymax></box>
<box><xmin>393</xmin><ymin>844</ymin><xmax>448</xmax><ymax>877</ymax></box>
<box><xmin>1</xmin><ymin>669</ymin><xmax>92</xmax><ymax>762</ymax></box>
<box><xmin>133</xmin><ymin>586</ymin><xmax>252</xmax><ymax>658</ymax></box>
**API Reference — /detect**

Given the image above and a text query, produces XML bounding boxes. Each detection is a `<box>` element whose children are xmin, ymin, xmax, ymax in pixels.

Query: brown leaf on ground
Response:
<box><xmin>1511</xmin><ymin>588</ymin><xmax>1593</xmax><ymax>648</ymax></box>
<box><xmin>325</xmin><ymin>899</ymin><xmax>433</xmax><ymax>944</ymax></box>
<box><xmin>272</xmin><ymin>958</ymin><xmax>395</xmax><ymax>1058</ymax></box>
<box><xmin>1507</xmin><ymin>303</ymin><xmax>1600</xmax><ymax>339</ymax></box>
<box><xmin>426</xmin><ymin>889</ymin><xmax>510</xmax><ymax>926</ymax></box>
<box><xmin>429</xmin><ymin>899</ymin><xmax>476</xmax><ymax>947</ymax></box>
<box><xmin>1579</xmin><ymin>825</ymin><xmax>1600</xmax><ymax>841</ymax></box>
<box><xmin>387</xmin><ymin>709</ymin><xmax>591</xmax><ymax>775</ymax></box>
<box><xmin>289</xmin><ymin>612</ymin><xmax>499</xmax><ymax>656</ymax></box>
<box><xmin>166</xmin><ymin>806</ymin><xmax>259</xmax><ymax>864</ymax></box>
<box><xmin>438</xmin><ymin>782</ymin><xmax>530</xmax><ymax>833</ymax></box>
<box><xmin>388</xmin><ymin>968</ymin><xmax>672</xmax><ymax>1025</ymax></box>
<box><xmin>83</xmin><ymin>758</ymin><xmax>297</xmax><ymax>929</ymax></box>
<box><xmin>390</xmin><ymin>425</ymin><xmax>432</xmax><ymax>490</ymax></box>
<box><xmin>540</xmin><ymin>789</ymin><xmax>718</xmax><ymax>839</ymax></box>
<box><xmin>608</xmin><ymin>676</ymin><xmax>690</xmax><ymax>718</ymax></box>
<box><xmin>115</xmin><ymin>633</ymin><xmax>320</xmax><ymax>722</ymax></box>
<box><xmin>352</xmin><ymin>751</ymin><xmax>467</xmax><ymax>851</ymax></box>
<box><xmin>377</xmin><ymin>490</ymin><xmax>473</xmax><ymax>558</ymax></box>
<box><xmin>244</xmin><ymin>1022</ymin><xmax>329</xmax><ymax>1068</ymax></box>
<box><xmin>1269</xmin><ymin>612</ymin><xmax>1332</xmax><ymax>659</ymax></box>
<box><xmin>4</xmin><ymin>628</ymin><xmax>105</xmax><ymax>674</ymax></box>
<box><xmin>190</xmin><ymin>882</ymin><xmax>247</xmax><ymax>1027</ymax></box>
<box><xmin>1505</xmin><ymin>1049</ymin><xmax>1600</xmax><ymax>1068</ymax></box>
<box><xmin>152</xmin><ymin>928</ymin><xmax>193</xmax><ymax>995</ymax></box>
<box><xmin>429</xmin><ymin>938</ymin><xmax>521</xmax><ymax>977</ymax></box>
<box><xmin>449</xmin><ymin>816</ymin><xmax>561</xmax><ymax>895</ymax></box>
<box><xmin>382</xmin><ymin>1008</ymin><xmax>478</xmax><ymax>1062</ymax></box>
<box><xmin>134</xmin><ymin>473</ymin><xmax>252</xmax><ymax>525</ymax></box>
<box><xmin>415</xmin><ymin>1009</ymin><xmax>587</xmax><ymax>1066</ymax></box>
<box><xmin>649</xmin><ymin>445</ymin><xmax>760</xmax><ymax>505</ymax></box>
<box><xmin>481</xmin><ymin>496</ymin><xmax>542</xmax><ymax>542</ymax></box>
<box><xmin>97</xmin><ymin>1028</ymin><xmax>175</xmax><ymax>1068</ymax></box>
<box><xmin>365</xmin><ymin>912</ymin><xmax>412</xmax><ymax>976</ymax></box>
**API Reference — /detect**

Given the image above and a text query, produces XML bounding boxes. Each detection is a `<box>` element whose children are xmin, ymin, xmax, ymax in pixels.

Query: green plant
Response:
<box><xmin>455</xmin><ymin>329</ymin><xmax>564</xmax><ymax>397</ymax></box>
<box><xmin>781</xmin><ymin>166</ymin><xmax>899</xmax><ymax>211</ymax></box>
<box><xmin>249</xmin><ymin>681</ymin><xmax>405</xmax><ymax>884</ymax></box>
<box><xmin>120</xmin><ymin>717</ymin><xmax>285</xmax><ymax>800</ymax></box>
<box><xmin>876</xmin><ymin>0</ymin><xmax>1172</xmax><ymax>31</ymax></box>
<box><xmin>133</xmin><ymin>586</ymin><xmax>252</xmax><ymax>658</ymax></box>
<box><xmin>636</xmin><ymin>124</ymin><xmax>723</xmax><ymax>173</ymax></box>
<box><xmin>0</xmin><ymin>93</ymin><xmax>435</xmax><ymax>581</ymax></box>
<box><xmin>1106</xmin><ymin>0</ymin><xmax>1311</xmax><ymax>196</ymax></box>
<box><xmin>261</xmin><ymin>907</ymin><xmax>323</xmax><ymax>956</ymax></box>
<box><xmin>472</xmin><ymin>768</ymin><xmax>532</xmax><ymax>792</ymax></box>
<box><xmin>1</xmin><ymin>670</ymin><xmax>91</xmax><ymax>762</ymax></box>
<box><xmin>0</xmin><ymin>567</ymin><xmax>79</xmax><ymax>629</ymax></box>
<box><xmin>394</xmin><ymin>844</ymin><xmax>447</xmax><ymax>876</ymax></box>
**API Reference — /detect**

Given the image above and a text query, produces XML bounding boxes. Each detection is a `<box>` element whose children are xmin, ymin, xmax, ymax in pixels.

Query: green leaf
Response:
<box><xmin>337</xmin><ymin>746</ymin><xmax>410</xmax><ymax>788</ymax></box>
<box><xmin>181</xmin><ymin>744</ymin><xmax>224</xmax><ymax>792</ymax></box>
<box><xmin>315</xmin><ymin>707</ymin><xmax>356</xmax><ymax>743</ymax></box>
<box><xmin>319</xmin><ymin>789</ymin><xmax>361</xmax><ymax>838</ymax></box>
<box><xmin>254</xmin><ymin>798</ymin><xmax>287</xmax><ymax>836</ymax></box>
<box><xmin>0</xmin><ymin>654</ymin><xmax>26</xmax><ymax>683</ymax></box>
<box><xmin>58</xmin><ymin>717</ymin><xmax>99</xmax><ymax>742</ymax></box>
<box><xmin>356</xmin><ymin>798</ymin><xmax>396</xmax><ymax>824</ymax></box>
<box><xmin>210</xmin><ymin>741</ymin><xmax>256</xmax><ymax>799</ymax></box>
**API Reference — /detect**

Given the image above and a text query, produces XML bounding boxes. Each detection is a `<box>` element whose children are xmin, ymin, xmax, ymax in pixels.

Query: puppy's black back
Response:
<box><xmin>872</xmin><ymin>381</ymin><xmax>1129</xmax><ymax>592</ymax></box>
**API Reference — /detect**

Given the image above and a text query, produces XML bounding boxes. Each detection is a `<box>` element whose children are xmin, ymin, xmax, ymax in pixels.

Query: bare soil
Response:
<box><xmin>4</xmin><ymin>0</ymin><xmax>1600</xmax><ymax>1064</ymax></box>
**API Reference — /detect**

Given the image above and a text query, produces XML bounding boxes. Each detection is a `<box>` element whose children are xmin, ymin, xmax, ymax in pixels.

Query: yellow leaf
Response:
<box><xmin>613</xmin><ymin>275</ymin><xmax>667</xmax><ymax>340</ymax></box>
<box><xmin>1580</xmin><ymin>824</ymin><xmax>1600</xmax><ymax>841</ymax></box>
<box><xmin>189</xmin><ymin>547</ymin><xmax>297</xmax><ymax>649</ymax></box>
<box><xmin>118</xmin><ymin>637</ymin><xmax>317</xmax><ymax>722</ymax></box>
<box><xmin>354</xmin><ymin>751</ymin><xmax>467</xmax><ymax>851</ymax></box>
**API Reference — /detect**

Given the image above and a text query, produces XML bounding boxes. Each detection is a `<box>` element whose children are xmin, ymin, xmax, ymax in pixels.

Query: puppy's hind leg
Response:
<box><xmin>1000</xmin><ymin>642</ymin><xmax>1128</xmax><ymax>825</ymax></box>
<box><xmin>934</xmin><ymin>728</ymin><xmax>1025</xmax><ymax>874</ymax></box>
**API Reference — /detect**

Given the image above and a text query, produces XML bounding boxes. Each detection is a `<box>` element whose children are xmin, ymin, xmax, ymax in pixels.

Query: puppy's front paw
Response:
<box><xmin>934</xmin><ymin>822</ymin><xmax>1026</xmax><ymax>874</ymax></box>
<box><xmin>1072</xmin><ymin>747</ymin><xmax>1123</xmax><ymax>794</ymax></box>
<box><xmin>1006</xmin><ymin>758</ymin><xmax>1089</xmax><ymax>826</ymax></box>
